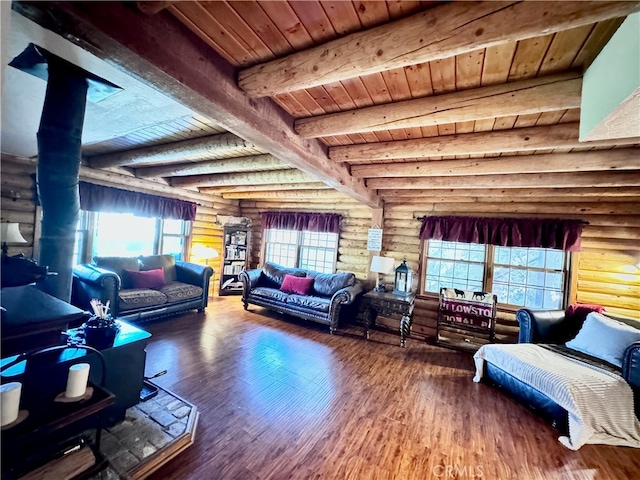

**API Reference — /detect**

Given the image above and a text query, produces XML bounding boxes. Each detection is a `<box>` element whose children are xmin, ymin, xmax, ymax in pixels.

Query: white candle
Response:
<box><xmin>1</xmin><ymin>382</ymin><xmax>22</xmax><ymax>426</ymax></box>
<box><xmin>65</xmin><ymin>363</ymin><xmax>90</xmax><ymax>398</ymax></box>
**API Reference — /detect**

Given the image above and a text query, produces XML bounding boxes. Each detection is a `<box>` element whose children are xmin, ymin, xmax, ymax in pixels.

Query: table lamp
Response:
<box><xmin>1</xmin><ymin>222</ymin><xmax>27</xmax><ymax>256</ymax></box>
<box><xmin>370</xmin><ymin>255</ymin><xmax>395</xmax><ymax>292</ymax></box>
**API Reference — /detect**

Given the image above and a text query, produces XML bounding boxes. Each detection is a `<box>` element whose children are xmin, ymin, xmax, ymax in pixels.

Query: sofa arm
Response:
<box><xmin>239</xmin><ymin>269</ymin><xmax>262</xmax><ymax>291</ymax></box>
<box><xmin>72</xmin><ymin>264</ymin><xmax>120</xmax><ymax>315</ymax></box>
<box><xmin>623</xmin><ymin>341</ymin><xmax>640</xmax><ymax>390</ymax></box>
<box><xmin>516</xmin><ymin>308</ymin><xmax>567</xmax><ymax>344</ymax></box>
<box><xmin>176</xmin><ymin>261</ymin><xmax>213</xmax><ymax>287</ymax></box>
<box><xmin>326</xmin><ymin>281</ymin><xmax>364</xmax><ymax>331</ymax></box>
<box><xmin>330</xmin><ymin>281</ymin><xmax>364</xmax><ymax>306</ymax></box>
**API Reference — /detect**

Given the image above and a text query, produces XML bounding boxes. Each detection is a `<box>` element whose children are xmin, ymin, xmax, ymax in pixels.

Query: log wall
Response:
<box><xmin>1</xmin><ymin>155</ymin><xmax>38</xmax><ymax>258</ymax></box>
<box><xmin>0</xmin><ymin>154</ymin><xmax>239</xmax><ymax>296</ymax></box>
<box><xmin>6</xmin><ymin>149</ymin><xmax>636</xmax><ymax>334</ymax></box>
<box><xmin>384</xmin><ymin>201</ymin><xmax>640</xmax><ymax>347</ymax></box>
<box><xmin>239</xmin><ymin>200</ymin><xmax>373</xmax><ymax>279</ymax></box>
<box><xmin>238</xmin><ymin>198</ymin><xmax>639</xmax><ymax>345</ymax></box>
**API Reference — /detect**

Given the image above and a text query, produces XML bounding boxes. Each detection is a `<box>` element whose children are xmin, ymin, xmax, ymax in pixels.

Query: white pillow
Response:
<box><xmin>565</xmin><ymin>312</ymin><xmax>640</xmax><ymax>368</ymax></box>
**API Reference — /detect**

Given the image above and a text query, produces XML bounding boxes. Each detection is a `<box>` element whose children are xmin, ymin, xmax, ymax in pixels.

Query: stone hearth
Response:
<box><xmin>88</xmin><ymin>383</ymin><xmax>198</xmax><ymax>480</ymax></box>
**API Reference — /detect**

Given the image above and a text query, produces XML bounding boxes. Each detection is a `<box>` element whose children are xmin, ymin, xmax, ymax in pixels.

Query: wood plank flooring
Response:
<box><xmin>142</xmin><ymin>297</ymin><xmax>639</xmax><ymax>480</ymax></box>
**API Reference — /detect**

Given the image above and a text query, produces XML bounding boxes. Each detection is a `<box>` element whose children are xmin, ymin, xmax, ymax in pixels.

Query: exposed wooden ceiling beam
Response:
<box><xmin>199</xmin><ymin>182</ymin><xmax>331</xmax><ymax>194</ymax></box>
<box><xmin>134</xmin><ymin>154</ymin><xmax>285</xmax><ymax>178</ymax></box>
<box><xmin>378</xmin><ymin>187</ymin><xmax>640</xmax><ymax>198</ymax></box>
<box><xmin>382</xmin><ymin>195</ymin><xmax>640</xmax><ymax>204</ymax></box>
<box><xmin>238</xmin><ymin>1</ymin><xmax>639</xmax><ymax>97</ymax></box>
<box><xmin>366</xmin><ymin>171</ymin><xmax>640</xmax><ymax>190</ymax></box>
<box><xmin>170</xmin><ymin>169</ymin><xmax>317</xmax><ymax>188</ymax></box>
<box><xmin>386</xmin><ymin>202</ymin><xmax>640</xmax><ymax>216</ymax></box>
<box><xmin>296</xmin><ymin>73</ymin><xmax>581</xmax><ymax>138</ymax></box>
<box><xmin>88</xmin><ymin>133</ymin><xmax>256</xmax><ymax>169</ymax></box>
<box><xmin>136</xmin><ymin>1</ymin><xmax>175</xmax><ymax>15</ymax></box>
<box><xmin>77</xmin><ymin>164</ymin><xmax>214</xmax><ymax>205</ymax></box>
<box><xmin>222</xmin><ymin>190</ymin><xmax>349</xmax><ymax>200</ymax></box>
<box><xmin>330</xmin><ymin>123</ymin><xmax>639</xmax><ymax>161</ymax></box>
<box><xmin>351</xmin><ymin>149</ymin><xmax>639</xmax><ymax>178</ymax></box>
<box><xmin>34</xmin><ymin>1</ymin><xmax>380</xmax><ymax>207</ymax></box>
<box><xmin>431</xmin><ymin>202</ymin><xmax>640</xmax><ymax>215</ymax></box>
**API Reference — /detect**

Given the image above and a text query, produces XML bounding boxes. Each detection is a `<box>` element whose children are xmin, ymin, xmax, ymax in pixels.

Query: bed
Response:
<box><xmin>473</xmin><ymin>308</ymin><xmax>640</xmax><ymax>449</ymax></box>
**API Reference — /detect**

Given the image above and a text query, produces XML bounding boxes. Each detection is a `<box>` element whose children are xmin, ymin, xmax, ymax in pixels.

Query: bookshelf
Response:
<box><xmin>219</xmin><ymin>224</ymin><xmax>250</xmax><ymax>296</ymax></box>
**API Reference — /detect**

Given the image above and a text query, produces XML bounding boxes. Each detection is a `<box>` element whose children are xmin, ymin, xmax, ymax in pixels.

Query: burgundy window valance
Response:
<box><xmin>79</xmin><ymin>182</ymin><xmax>197</xmax><ymax>221</ymax></box>
<box><xmin>262</xmin><ymin>211</ymin><xmax>341</xmax><ymax>233</ymax></box>
<box><xmin>419</xmin><ymin>216</ymin><xmax>584</xmax><ymax>252</ymax></box>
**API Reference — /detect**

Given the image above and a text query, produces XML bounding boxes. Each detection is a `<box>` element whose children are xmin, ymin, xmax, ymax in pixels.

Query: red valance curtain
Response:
<box><xmin>419</xmin><ymin>216</ymin><xmax>584</xmax><ymax>252</ymax></box>
<box><xmin>79</xmin><ymin>182</ymin><xmax>197</xmax><ymax>221</ymax></box>
<box><xmin>262</xmin><ymin>211</ymin><xmax>341</xmax><ymax>233</ymax></box>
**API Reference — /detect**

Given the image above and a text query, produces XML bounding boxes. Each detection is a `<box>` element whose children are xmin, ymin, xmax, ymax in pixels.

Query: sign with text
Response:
<box><xmin>439</xmin><ymin>288</ymin><xmax>496</xmax><ymax>330</ymax></box>
<box><xmin>367</xmin><ymin>228</ymin><xmax>383</xmax><ymax>251</ymax></box>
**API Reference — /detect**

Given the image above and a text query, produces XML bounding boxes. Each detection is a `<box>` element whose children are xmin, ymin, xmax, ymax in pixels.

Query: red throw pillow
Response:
<box><xmin>280</xmin><ymin>274</ymin><xmax>314</xmax><ymax>296</ymax></box>
<box><xmin>124</xmin><ymin>268</ymin><xmax>166</xmax><ymax>289</ymax></box>
<box><xmin>565</xmin><ymin>303</ymin><xmax>606</xmax><ymax>322</ymax></box>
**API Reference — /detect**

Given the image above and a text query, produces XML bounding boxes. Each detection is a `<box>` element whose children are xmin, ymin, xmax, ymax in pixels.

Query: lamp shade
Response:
<box><xmin>0</xmin><ymin>223</ymin><xmax>27</xmax><ymax>244</ymax></box>
<box><xmin>192</xmin><ymin>244</ymin><xmax>219</xmax><ymax>260</ymax></box>
<box><xmin>370</xmin><ymin>255</ymin><xmax>395</xmax><ymax>274</ymax></box>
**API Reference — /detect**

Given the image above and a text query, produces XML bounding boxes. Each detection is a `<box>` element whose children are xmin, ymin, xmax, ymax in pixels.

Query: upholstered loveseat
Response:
<box><xmin>239</xmin><ymin>262</ymin><xmax>364</xmax><ymax>333</ymax></box>
<box><xmin>475</xmin><ymin>307</ymin><xmax>640</xmax><ymax>449</ymax></box>
<box><xmin>72</xmin><ymin>254</ymin><xmax>213</xmax><ymax>323</ymax></box>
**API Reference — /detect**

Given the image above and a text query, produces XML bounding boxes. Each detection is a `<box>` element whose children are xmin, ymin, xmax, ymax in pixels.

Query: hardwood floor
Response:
<box><xmin>141</xmin><ymin>297</ymin><xmax>639</xmax><ymax>480</ymax></box>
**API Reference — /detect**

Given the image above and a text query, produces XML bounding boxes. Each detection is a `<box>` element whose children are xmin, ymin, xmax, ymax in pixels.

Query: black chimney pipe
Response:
<box><xmin>36</xmin><ymin>54</ymin><xmax>88</xmax><ymax>302</ymax></box>
<box><xmin>9</xmin><ymin>43</ymin><xmax>121</xmax><ymax>301</ymax></box>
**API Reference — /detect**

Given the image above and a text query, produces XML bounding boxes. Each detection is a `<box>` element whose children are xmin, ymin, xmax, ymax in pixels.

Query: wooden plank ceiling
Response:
<box><xmin>85</xmin><ymin>1</ymin><xmax>640</xmax><ymax>204</ymax></box>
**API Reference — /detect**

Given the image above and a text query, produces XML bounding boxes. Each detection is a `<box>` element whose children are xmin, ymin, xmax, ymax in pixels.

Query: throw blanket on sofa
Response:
<box><xmin>473</xmin><ymin>343</ymin><xmax>640</xmax><ymax>450</ymax></box>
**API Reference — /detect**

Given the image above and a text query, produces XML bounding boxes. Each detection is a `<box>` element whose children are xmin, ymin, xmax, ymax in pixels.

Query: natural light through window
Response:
<box><xmin>424</xmin><ymin>240</ymin><xmax>569</xmax><ymax>309</ymax></box>
<box><xmin>93</xmin><ymin>212</ymin><xmax>155</xmax><ymax>257</ymax></box>
<box><xmin>493</xmin><ymin>246</ymin><xmax>566</xmax><ymax>309</ymax></box>
<box><xmin>73</xmin><ymin>211</ymin><xmax>189</xmax><ymax>263</ymax></box>
<box><xmin>264</xmin><ymin>229</ymin><xmax>338</xmax><ymax>273</ymax></box>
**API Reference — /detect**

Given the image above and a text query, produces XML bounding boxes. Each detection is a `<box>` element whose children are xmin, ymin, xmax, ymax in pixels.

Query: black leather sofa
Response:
<box><xmin>72</xmin><ymin>254</ymin><xmax>213</xmax><ymax>323</ymax></box>
<box><xmin>482</xmin><ymin>308</ymin><xmax>640</xmax><ymax>433</ymax></box>
<box><xmin>239</xmin><ymin>262</ymin><xmax>364</xmax><ymax>333</ymax></box>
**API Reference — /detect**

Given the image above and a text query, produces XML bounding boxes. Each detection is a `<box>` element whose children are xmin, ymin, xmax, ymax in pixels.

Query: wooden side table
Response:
<box><xmin>360</xmin><ymin>291</ymin><xmax>416</xmax><ymax>347</ymax></box>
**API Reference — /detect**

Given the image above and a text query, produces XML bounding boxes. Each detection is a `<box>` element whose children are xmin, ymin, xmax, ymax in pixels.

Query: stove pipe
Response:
<box><xmin>36</xmin><ymin>54</ymin><xmax>88</xmax><ymax>302</ymax></box>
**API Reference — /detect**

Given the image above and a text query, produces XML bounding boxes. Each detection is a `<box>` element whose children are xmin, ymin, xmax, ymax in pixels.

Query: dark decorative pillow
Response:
<box><xmin>94</xmin><ymin>256</ymin><xmax>140</xmax><ymax>288</ymax></box>
<box><xmin>562</xmin><ymin>303</ymin><xmax>606</xmax><ymax>341</ymax></box>
<box><xmin>123</xmin><ymin>268</ymin><xmax>166</xmax><ymax>289</ymax></box>
<box><xmin>280</xmin><ymin>274</ymin><xmax>314</xmax><ymax>296</ymax></box>
<box><xmin>261</xmin><ymin>262</ymin><xmax>306</xmax><ymax>288</ymax></box>
<box><xmin>139</xmin><ymin>255</ymin><xmax>177</xmax><ymax>283</ymax></box>
<box><xmin>308</xmin><ymin>271</ymin><xmax>355</xmax><ymax>297</ymax></box>
<box><xmin>565</xmin><ymin>304</ymin><xmax>606</xmax><ymax>320</ymax></box>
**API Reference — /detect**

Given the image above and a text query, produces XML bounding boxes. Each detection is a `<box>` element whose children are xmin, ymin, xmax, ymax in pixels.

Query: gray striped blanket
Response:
<box><xmin>473</xmin><ymin>343</ymin><xmax>640</xmax><ymax>450</ymax></box>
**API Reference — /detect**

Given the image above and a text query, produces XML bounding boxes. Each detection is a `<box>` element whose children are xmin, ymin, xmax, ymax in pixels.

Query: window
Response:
<box><xmin>74</xmin><ymin>211</ymin><xmax>190</xmax><ymax>264</ymax></box>
<box><xmin>92</xmin><ymin>212</ymin><xmax>156</xmax><ymax>258</ymax></box>
<box><xmin>423</xmin><ymin>240</ymin><xmax>570</xmax><ymax>309</ymax></box>
<box><xmin>492</xmin><ymin>246</ymin><xmax>566</xmax><ymax>310</ymax></box>
<box><xmin>160</xmin><ymin>218</ymin><xmax>189</xmax><ymax>260</ymax></box>
<box><xmin>424</xmin><ymin>241</ymin><xmax>486</xmax><ymax>293</ymax></box>
<box><xmin>264</xmin><ymin>229</ymin><xmax>338</xmax><ymax>273</ymax></box>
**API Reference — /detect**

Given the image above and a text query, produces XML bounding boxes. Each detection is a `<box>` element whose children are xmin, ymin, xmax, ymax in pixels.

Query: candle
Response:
<box><xmin>1</xmin><ymin>382</ymin><xmax>22</xmax><ymax>426</ymax></box>
<box><xmin>65</xmin><ymin>363</ymin><xmax>90</xmax><ymax>398</ymax></box>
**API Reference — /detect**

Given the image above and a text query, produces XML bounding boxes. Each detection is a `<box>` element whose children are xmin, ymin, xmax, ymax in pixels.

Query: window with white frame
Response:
<box><xmin>74</xmin><ymin>211</ymin><xmax>190</xmax><ymax>264</ymax></box>
<box><xmin>423</xmin><ymin>240</ymin><xmax>570</xmax><ymax>309</ymax></box>
<box><xmin>264</xmin><ymin>228</ymin><xmax>338</xmax><ymax>273</ymax></box>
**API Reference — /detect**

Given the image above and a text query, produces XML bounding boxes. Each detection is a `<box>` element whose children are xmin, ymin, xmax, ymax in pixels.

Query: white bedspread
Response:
<box><xmin>473</xmin><ymin>343</ymin><xmax>640</xmax><ymax>450</ymax></box>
